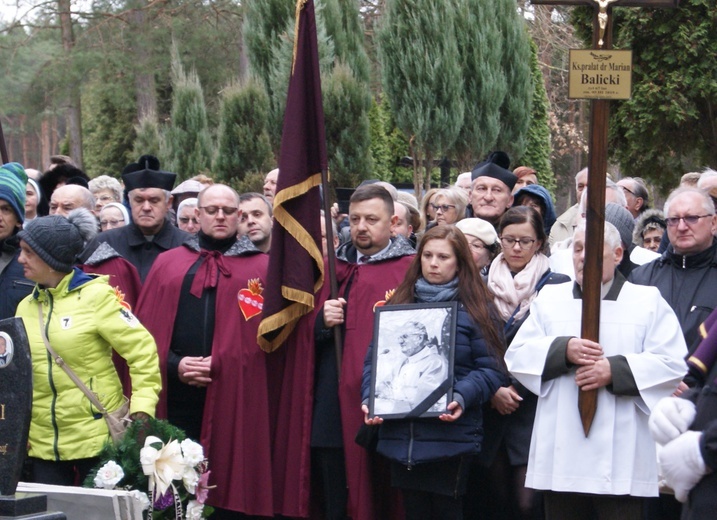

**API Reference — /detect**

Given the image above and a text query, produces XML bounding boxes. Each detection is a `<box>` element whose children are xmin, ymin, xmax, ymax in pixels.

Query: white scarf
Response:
<box><xmin>488</xmin><ymin>252</ymin><xmax>551</xmax><ymax>322</ymax></box>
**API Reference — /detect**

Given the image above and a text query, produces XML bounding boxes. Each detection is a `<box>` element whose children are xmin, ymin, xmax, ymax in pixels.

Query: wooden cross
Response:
<box><xmin>531</xmin><ymin>0</ymin><xmax>679</xmax><ymax>436</ymax></box>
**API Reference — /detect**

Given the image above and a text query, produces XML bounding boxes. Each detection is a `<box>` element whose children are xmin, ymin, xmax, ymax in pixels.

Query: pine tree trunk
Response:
<box><xmin>129</xmin><ymin>6</ymin><xmax>158</xmax><ymax>120</ymax></box>
<box><xmin>59</xmin><ymin>0</ymin><xmax>83</xmax><ymax>168</ymax></box>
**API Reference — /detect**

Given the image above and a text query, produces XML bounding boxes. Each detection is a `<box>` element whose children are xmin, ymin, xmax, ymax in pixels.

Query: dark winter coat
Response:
<box><xmin>629</xmin><ymin>240</ymin><xmax>717</xmax><ymax>353</ymax></box>
<box><xmin>361</xmin><ymin>303</ymin><xmax>507</xmax><ymax>468</ymax></box>
<box><xmin>0</xmin><ymin>241</ymin><xmax>33</xmax><ymax>320</ymax></box>
<box><xmin>682</xmin><ymin>383</ymin><xmax>717</xmax><ymax>519</ymax></box>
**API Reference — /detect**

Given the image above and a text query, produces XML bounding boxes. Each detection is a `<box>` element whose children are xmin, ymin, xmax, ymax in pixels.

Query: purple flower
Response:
<box><xmin>195</xmin><ymin>471</ymin><xmax>212</xmax><ymax>504</ymax></box>
<box><xmin>153</xmin><ymin>489</ymin><xmax>174</xmax><ymax>510</ymax></box>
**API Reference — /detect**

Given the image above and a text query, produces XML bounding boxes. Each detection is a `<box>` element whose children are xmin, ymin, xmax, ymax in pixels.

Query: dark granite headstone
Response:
<box><xmin>0</xmin><ymin>317</ymin><xmax>33</xmax><ymax>497</ymax></box>
<box><xmin>0</xmin><ymin>317</ymin><xmax>65</xmax><ymax>518</ymax></box>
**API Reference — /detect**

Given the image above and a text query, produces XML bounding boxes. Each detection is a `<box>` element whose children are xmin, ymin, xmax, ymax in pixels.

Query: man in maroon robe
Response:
<box><xmin>136</xmin><ymin>184</ymin><xmax>272</xmax><ymax>518</ymax></box>
<box><xmin>318</xmin><ymin>184</ymin><xmax>415</xmax><ymax>520</ymax></box>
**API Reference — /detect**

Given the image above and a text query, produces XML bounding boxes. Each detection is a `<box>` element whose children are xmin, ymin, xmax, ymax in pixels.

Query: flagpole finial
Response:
<box><xmin>292</xmin><ymin>0</ymin><xmax>309</xmax><ymax>74</ymax></box>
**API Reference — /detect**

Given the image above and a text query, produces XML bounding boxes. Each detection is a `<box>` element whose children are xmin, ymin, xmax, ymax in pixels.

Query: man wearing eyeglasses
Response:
<box><xmin>136</xmin><ymin>183</ymin><xmax>273</xmax><ymax>518</ymax></box>
<box><xmin>80</xmin><ymin>155</ymin><xmax>190</xmax><ymax>283</ymax></box>
<box><xmin>617</xmin><ymin>177</ymin><xmax>650</xmax><ymax>219</ymax></box>
<box><xmin>630</xmin><ymin>187</ymin><xmax>717</xmax><ymax>355</ymax></box>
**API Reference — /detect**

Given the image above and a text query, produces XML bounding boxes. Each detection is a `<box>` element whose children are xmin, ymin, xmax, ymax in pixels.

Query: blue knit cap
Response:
<box><xmin>0</xmin><ymin>162</ymin><xmax>27</xmax><ymax>223</ymax></box>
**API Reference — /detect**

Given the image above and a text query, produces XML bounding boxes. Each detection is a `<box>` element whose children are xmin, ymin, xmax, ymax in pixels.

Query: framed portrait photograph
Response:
<box><xmin>369</xmin><ymin>302</ymin><xmax>457</xmax><ymax>419</ymax></box>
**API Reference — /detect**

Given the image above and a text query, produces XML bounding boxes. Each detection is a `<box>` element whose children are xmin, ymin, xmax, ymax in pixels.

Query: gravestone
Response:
<box><xmin>0</xmin><ymin>317</ymin><xmax>65</xmax><ymax>519</ymax></box>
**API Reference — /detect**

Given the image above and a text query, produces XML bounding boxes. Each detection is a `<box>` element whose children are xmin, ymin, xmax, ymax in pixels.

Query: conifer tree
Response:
<box><xmin>133</xmin><ymin>114</ymin><xmax>161</xmax><ymax>158</ymax></box>
<box><xmin>322</xmin><ymin>63</ymin><xmax>372</xmax><ymax>186</ymax></box>
<box><xmin>379</xmin><ymin>0</ymin><xmax>465</xmax><ymax>194</ymax></box>
<box><xmin>214</xmin><ymin>78</ymin><xmax>274</xmax><ymax>183</ymax></box>
<box><xmin>162</xmin><ymin>43</ymin><xmax>213</xmax><ymax>179</ymax></box>
<box><xmin>82</xmin><ymin>65</ymin><xmax>136</xmax><ymax>177</ymax></box>
<box><xmin>516</xmin><ymin>39</ymin><xmax>555</xmax><ymax>193</ymax></box>
<box><xmin>494</xmin><ymin>0</ymin><xmax>533</xmax><ymax>161</ymax></box>
<box><xmin>451</xmin><ymin>0</ymin><xmax>507</xmax><ymax>169</ymax></box>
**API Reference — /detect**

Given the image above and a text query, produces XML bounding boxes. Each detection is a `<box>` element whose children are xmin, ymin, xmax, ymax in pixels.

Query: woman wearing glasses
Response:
<box><xmin>429</xmin><ymin>187</ymin><xmax>468</xmax><ymax>228</ymax></box>
<box><xmin>98</xmin><ymin>203</ymin><xmax>129</xmax><ymax>231</ymax></box>
<box><xmin>361</xmin><ymin>225</ymin><xmax>508</xmax><ymax>520</ymax></box>
<box><xmin>477</xmin><ymin>206</ymin><xmax>570</xmax><ymax>519</ymax></box>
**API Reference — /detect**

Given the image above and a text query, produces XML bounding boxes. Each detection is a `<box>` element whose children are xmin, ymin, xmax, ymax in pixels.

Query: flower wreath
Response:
<box><xmin>84</xmin><ymin>418</ymin><xmax>213</xmax><ymax>519</ymax></box>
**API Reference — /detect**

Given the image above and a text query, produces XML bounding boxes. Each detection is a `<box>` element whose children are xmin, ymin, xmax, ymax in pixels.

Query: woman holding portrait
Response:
<box><xmin>361</xmin><ymin>225</ymin><xmax>507</xmax><ymax>519</ymax></box>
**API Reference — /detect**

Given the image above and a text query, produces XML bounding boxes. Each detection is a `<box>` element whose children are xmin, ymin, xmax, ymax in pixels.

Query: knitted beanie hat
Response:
<box><xmin>605</xmin><ymin>203</ymin><xmax>635</xmax><ymax>249</ymax></box>
<box><xmin>0</xmin><ymin>162</ymin><xmax>28</xmax><ymax>223</ymax></box>
<box><xmin>18</xmin><ymin>208</ymin><xmax>97</xmax><ymax>272</ymax></box>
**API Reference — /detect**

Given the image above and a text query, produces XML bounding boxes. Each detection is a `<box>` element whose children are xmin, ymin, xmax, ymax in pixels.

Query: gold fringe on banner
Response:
<box><xmin>291</xmin><ymin>0</ymin><xmax>309</xmax><ymax>75</ymax></box>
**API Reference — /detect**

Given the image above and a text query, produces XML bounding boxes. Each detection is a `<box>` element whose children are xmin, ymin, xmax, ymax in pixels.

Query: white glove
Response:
<box><xmin>649</xmin><ymin>397</ymin><xmax>696</xmax><ymax>446</ymax></box>
<box><xmin>659</xmin><ymin>431</ymin><xmax>707</xmax><ymax>503</ymax></box>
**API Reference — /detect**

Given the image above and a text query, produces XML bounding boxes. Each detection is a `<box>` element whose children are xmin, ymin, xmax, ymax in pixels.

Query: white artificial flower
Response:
<box><xmin>182</xmin><ymin>466</ymin><xmax>199</xmax><ymax>494</ymax></box>
<box><xmin>128</xmin><ymin>490</ymin><xmax>150</xmax><ymax>511</ymax></box>
<box><xmin>180</xmin><ymin>439</ymin><xmax>204</xmax><ymax>467</ymax></box>
<box><xmin>140</xmin><ymin>436</ymin><xmax>185</xmax><ymax>496</ymax></box>
<box><xmin>185</xmin><ymin>500</ymin><xmax>204</xmax><ymax>520</ymax></box>
<box><xmin>94</xmin><ymin>460</ymin><xmax>125</xmax><ymax>489</ymax></box>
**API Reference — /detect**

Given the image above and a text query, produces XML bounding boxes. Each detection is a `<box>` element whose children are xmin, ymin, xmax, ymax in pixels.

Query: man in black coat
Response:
<box><xmin>629</xmin><ymin>187</ymin><xmax>717</xmax><ymax>354</ymax></box>
<box><xmin>80</xmin><ymin>155</ymin><xmax>190</xmax><ymax>282</ymax></box>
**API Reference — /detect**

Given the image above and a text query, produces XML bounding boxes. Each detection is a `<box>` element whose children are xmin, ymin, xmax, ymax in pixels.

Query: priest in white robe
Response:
<box><xmin>505</xmin><ymin>222</ymin><xmax>687</xmax><ymax>520</ymax></box>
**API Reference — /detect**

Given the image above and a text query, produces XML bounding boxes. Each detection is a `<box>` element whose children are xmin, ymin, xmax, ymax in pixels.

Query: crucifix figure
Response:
<box><xmin>530</xmin><ymin>0</ymin><xmax>680</xmax><ymax>436</ymax></box>
<box><xmin>595</xmin><ymin>0</ymin><xmax>620</xmax><ymax>47</ymax></box>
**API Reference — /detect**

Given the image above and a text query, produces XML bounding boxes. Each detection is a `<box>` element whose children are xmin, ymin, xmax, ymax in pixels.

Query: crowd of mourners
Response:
<box><xmin>1</xmin><ymin>152</ymin><xmax>716</xmax><ymax>520</ymax></box>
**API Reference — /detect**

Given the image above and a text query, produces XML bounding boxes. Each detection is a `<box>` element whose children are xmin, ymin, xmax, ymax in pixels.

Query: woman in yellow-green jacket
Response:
<box><xmin>15</xmin><ymin>208</ymin><xmax>161</xmax><ymax>485</ymax></box>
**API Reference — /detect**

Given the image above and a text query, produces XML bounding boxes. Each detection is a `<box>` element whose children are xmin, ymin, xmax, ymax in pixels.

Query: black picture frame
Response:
<box><xmin>369</xmin><ymin>301</ymin><xmax>457</xmax><ymax>419</ymax></box>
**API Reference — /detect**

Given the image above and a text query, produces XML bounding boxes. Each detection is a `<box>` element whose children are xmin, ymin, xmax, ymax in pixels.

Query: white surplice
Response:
<box><xmin>505</xmin><ymin>279</ymin><xmax>687</xmax><ymax>497</ymax></box>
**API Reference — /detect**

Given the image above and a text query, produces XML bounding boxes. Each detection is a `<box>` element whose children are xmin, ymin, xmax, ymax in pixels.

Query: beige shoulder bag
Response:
<box><xmin>37</xmin><ymin>301</ymin><xmax>131</xmax><ymax>443</ymax></box>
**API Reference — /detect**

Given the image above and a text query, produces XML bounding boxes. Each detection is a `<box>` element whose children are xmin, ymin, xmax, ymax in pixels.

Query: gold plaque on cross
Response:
<box><xmin>568</xmin><ymin>49</ymin><xmax>633</xmax><ymax>100</ymax></box>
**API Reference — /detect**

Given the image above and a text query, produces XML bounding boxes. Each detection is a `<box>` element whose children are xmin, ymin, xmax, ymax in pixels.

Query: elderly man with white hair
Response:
<box><xmin>506</xmin><ymin>221</ymin><xmax>687</xmax><ymax>520</ymax></box>
<box><xmin>80</xmin><ymin>155</ymin><xmax>189</xmax><ymax>282</ymax></box>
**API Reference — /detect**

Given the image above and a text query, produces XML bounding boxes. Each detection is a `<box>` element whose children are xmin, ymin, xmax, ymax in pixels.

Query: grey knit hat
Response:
<box><xmin>605</xmin><ymin>203</ymin><xmax>635</xmax><ymax>249</ymax></box>
<box><xmin>18</xmin><ymin>208</ymin><xmax>98</xmax><ymax>272</ymax></box>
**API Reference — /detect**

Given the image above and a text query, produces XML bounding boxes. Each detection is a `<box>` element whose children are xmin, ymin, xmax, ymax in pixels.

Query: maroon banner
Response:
<box><xmin>258</xmin><ymin>0</ymin><xmax>326</xmax><ymax>352</ymax></box>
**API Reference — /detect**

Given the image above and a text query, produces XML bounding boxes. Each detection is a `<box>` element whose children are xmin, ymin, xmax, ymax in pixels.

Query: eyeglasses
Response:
<box><xmin>500</xmin><ymin>236</ymin><xmax>536</xmax><ymax>249</ymax></box>
<box><xmin>399</xmin><ymin>332</ymin><xmax>424</xmax><ymax>340</ymax></box>
<box><xmin>97</xmin><ymin>195</ymin><xmax>116</xmax><ymax>203</ymax></box>
<box><xmin>100</xmin><ymin>219</ymin><xmax>125</xmax><ymax>228</ymax></box>
<box><xmin>178</xmin><ymin>217</ymin><xmax>199</xmax><ymax>225</ymax></box>
<box><xmin>199</xmin><ymin>206</ymin><xmax>239</xmax><ymax>216</ymax></box>
<box><xmin>665</xmin><ymin>215</ymin><xmax>713</xmax><ymax>227</ymax></box>
<box><xmin>619</xmin><ymin>185</ymin><xmax>636</xmax><ymax>197</ymax></box>
<box><xmin>430</xmin><ymin>203</ymin><xmax>456</xmax><ymax>213</ymax></box>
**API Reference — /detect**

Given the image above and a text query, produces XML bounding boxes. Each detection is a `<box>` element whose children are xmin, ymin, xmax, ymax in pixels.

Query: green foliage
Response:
<box><xmin>82</xmin><ymin>66</ymin><xmax>137</xmax><ymax>177</ymax></box>
<box><xmin>232</xmin><ymin>171</ymin><xmax>266</xmax><ymax>196</ymax></box>
<box><xmin>322</xmin><ymin>63</ymin><xmax>372</xmax><ymax>187</ymax></box>
<box><xmin>243</xmin><ymin>0</ymin><xmax>296</xmax><ymax>98</ymax></box>
<box><xmin>378</xmin><ymin>0</ymin><xmax>465</xmax><ymax>191</ymax></box>
<box><xmin>494</xmin><ymin>0</ymin><xmax>533</xmax><ymax>160</ymax></box>
<box><xmin>368</xmin><ymin>98</ymin><xmax>393</xmax><ymax>181</ymax></box>
<box><xmin>450</xmin><ymin>0</ymin><xmax>506</xmax><ymax>169</ymax></box>
<box><xmin>368</xmin><ymin>96</ymin><xmax>411</xmax><ymax>183</ymax></box>
<box><xmin>213</xmin><ymin>79</ymin><xmax>274</xmax><ymax>183</ymax></box>
<box><xmin>84</xmin><ymin>419</ymin><xmax>187</xmax><ymax>491</ymax></box>
<box><xmin>265</xmin><ymin>14</ymin><xmax>335</xmax><ymax>156</ymax></box>
<box><xmin>133</xmin><ymin>115</ymin><xmax>161</xmax><ymax>158</ymax></box>
<box><xmin>163</xmin><ymin>43</ymin><xmax>214</xmax><ymax>179</ymax></box>
<box><xmin>609</xmin><ymin>0</ymin><xmax>717</xmax><ymax>192</ymax></box>
<box><xmin>516</xmin><ymin>39</ymin><xmax>555</xmax><ymax>193</ymax></box>
<box><xmin>319</xmin><ymin>0</ymin><xmax>371</xmax><ymax>83</ymax></box>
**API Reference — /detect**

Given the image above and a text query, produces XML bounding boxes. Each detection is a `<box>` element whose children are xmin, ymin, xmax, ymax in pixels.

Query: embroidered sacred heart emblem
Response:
<box><xmin>238</xmin><ymin>278</ymin><xmax>264</xmax><ymax>320</ymax></box>
<box><xmin>372</xmin><ymin>289</ymin><xmax>396</xmax><ymax>312</ymax></box>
